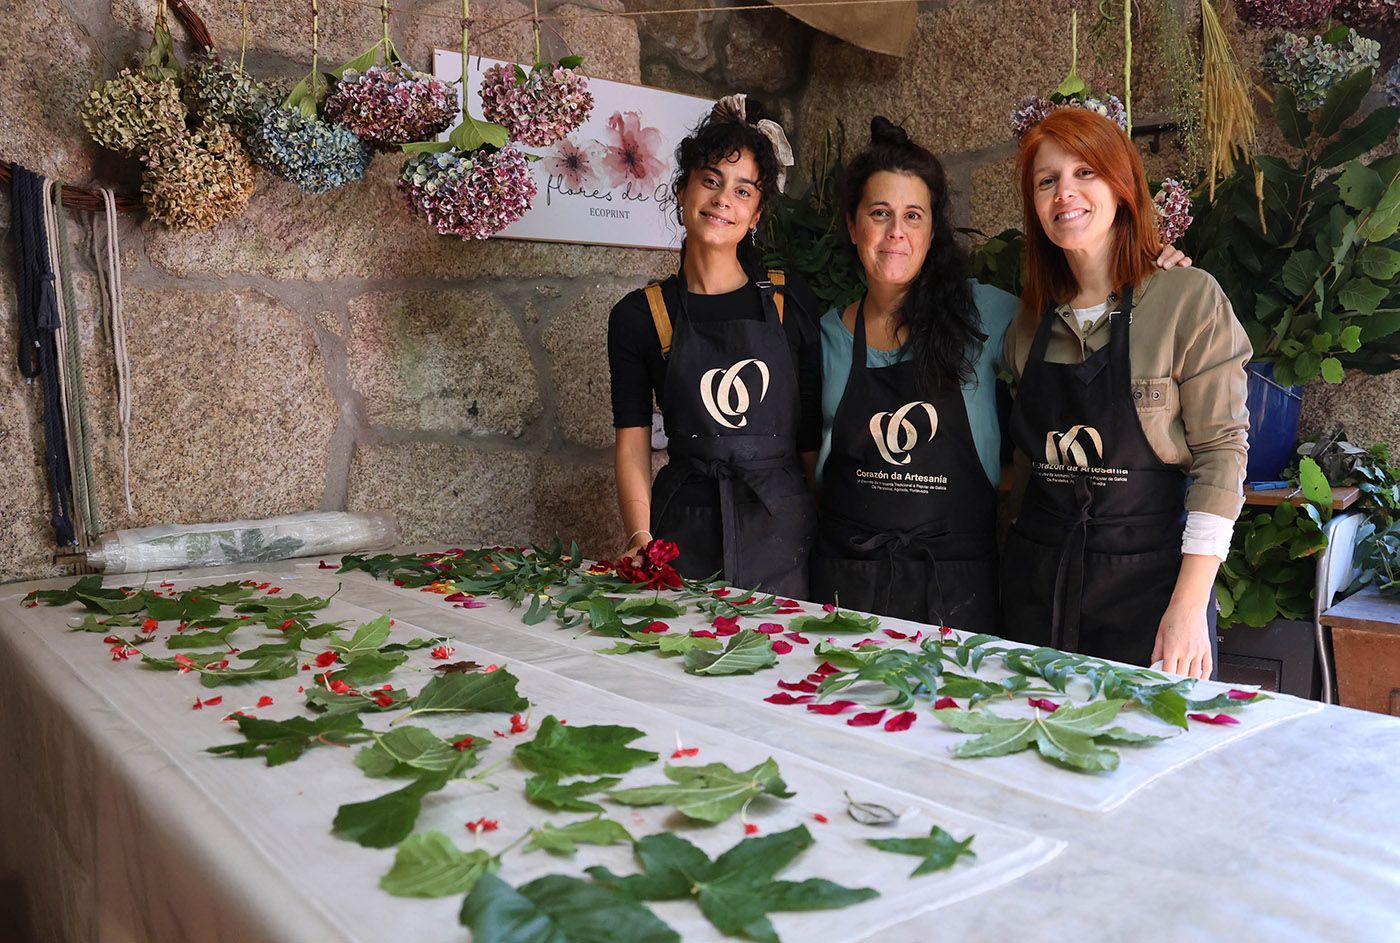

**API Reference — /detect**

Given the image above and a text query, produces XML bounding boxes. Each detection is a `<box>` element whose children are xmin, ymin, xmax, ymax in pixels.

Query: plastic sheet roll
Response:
<box><xmin>86</xmin><ymin>511</ymin><xmax>400</xmax><ymax>574</ymax></box>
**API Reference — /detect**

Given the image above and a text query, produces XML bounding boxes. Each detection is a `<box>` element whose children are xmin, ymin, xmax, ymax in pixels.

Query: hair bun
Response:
<box><xmin>870</xmin><ymin>116</ymin><xmax>909</xmax><ymax>146</ymax></box>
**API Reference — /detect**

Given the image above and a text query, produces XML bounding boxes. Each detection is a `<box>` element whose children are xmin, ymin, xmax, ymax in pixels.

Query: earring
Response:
<box><xmin>749</xmin><ymin>226</ymin><xmax>757</xmax><ymax>244</ymax></box>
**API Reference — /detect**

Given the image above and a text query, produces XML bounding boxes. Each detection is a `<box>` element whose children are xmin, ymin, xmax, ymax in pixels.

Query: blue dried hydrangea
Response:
<box><xmin>245</xmin><ymin>106</ymin><xmax>373</xmax><ymax>194</ymax></box>
<box><xmin>1262</xmin><ymin>28</ymin><xmax>1380</xmax><ymax>109</ymax></box>
<box><xmin>1386</xmin><ymin>59</ymin><xmax>1400</xmax><ymax>106</ymax></box>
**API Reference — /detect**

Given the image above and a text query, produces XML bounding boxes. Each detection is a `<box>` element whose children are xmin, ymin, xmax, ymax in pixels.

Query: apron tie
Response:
<box><xmin>847</xmin><ymin>521</ymin><xmax>952</xmax><ymax>624</ymax></box>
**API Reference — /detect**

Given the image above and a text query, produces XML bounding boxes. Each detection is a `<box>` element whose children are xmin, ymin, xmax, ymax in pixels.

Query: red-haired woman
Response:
<box><xmin>1002</xmin><ymin>108</ymin><xmax>1250</xmax><ymax>680</ymax></box>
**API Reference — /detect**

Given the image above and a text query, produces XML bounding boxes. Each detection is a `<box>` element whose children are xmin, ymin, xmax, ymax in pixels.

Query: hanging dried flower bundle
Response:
<box><xmin>141</xmin><ymin>122</ymin><xmax>256</xmax><ymax>230</ymax></box>
<box><xmin>80</xmin><ymin>8</ymin><xmax>186</xmax><ymax>157</ymax></box>
<box><xmin>1334</xmin><ymin>0</ymin><xmax>1400</xmax><ymax>25</ymax></box>
<box><xmin>1009</xmin><ymin>13</ymin><xmax>1126</xmax><ymax>140</ymax></box>
<box><xmin>479</xmin><ymin>57</ymin><xmax>594</xmax><ymax>148</ymax></box>
<box><xmin>1236</xmin><ymin>0</ymin><xmax>1340</xmax><ymax>27</ymax></box>
<box><xmin>1200</xmin><ymin>0</ymin><xmax>1257</xmax><ymax>200</ymax></box>
<box><xmin>1386</xmin><ymin>60</ymin><xmax>1400</xmax><ymax>106</ymax></box>
<box><xmin>1153</xmin><ymin>179</ymin><xmax>1194</xmax><ymax>245</ymax></box>
<box><xmin>246</xmin><ymin>106</ymin><xmax>372</xmax><ymax>194</ymax></box>
<box><xmin>325</xmin><ymin>64</ymin><xmax>456</xmax><ymax>149</ymax></box>
<box><xmin>1262</xmin><ymin>27</ymin><xmax>1381</xmax><ymax>110</ymax></box>
<box><xmin>183</xmin><ymin>49</ymin><xmax>277</xmax><ymax>135</ymax></box>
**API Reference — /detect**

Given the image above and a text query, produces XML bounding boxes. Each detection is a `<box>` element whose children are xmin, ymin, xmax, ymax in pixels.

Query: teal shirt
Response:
<box><xmin>817</xmin><ymin>279</ymin><xmax>1019</xmax><ymax>488</ymax></box>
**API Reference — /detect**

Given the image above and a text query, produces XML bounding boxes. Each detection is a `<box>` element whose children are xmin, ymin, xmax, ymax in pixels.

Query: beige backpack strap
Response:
<box><xmin>767</xmin><ymin>269</ymin><xmax>786</xmax><ymax>323</ymax></box>
<box><xmin>644</xmin><ymin>283</ymin><xmax>673</xmax><ymax>358</ymax></box>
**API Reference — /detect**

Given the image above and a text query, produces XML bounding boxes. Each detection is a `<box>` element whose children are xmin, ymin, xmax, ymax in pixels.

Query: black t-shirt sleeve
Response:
<box><xmin>608</xmin><ymin>288</ymin><xmax>660</xmax><ymax>429</ymax></box>
<box><xmin>781</xmin><ymin>273</ymin><xmax>824</xmax><ymax>453</ymax></box>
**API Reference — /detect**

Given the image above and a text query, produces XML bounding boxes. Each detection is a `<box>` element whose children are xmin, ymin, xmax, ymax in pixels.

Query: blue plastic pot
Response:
<box><xmin>1244</xmin><ymin>361</ymin><xmax>1304</xmax><ymax>482</ymax></box>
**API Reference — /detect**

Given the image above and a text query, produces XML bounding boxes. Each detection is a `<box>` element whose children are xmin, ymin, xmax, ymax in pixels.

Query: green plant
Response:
<box><xmin>1182</xmin><ymin>67</ymin><xmax>1400</xmax><ymax>384</ymax></box>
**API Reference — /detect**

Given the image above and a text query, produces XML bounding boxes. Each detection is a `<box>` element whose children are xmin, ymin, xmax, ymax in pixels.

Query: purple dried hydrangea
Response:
<box><xmin>1263</xmin><ymin>29</ymin><xmax>1381</xmax><ymax>109</ymax></box>
<box><xmin>323</xmin><ymin>64</ymin><xmax>456</xmax><ymax>150</ymax></box>
<box><xmin>478</xmin><ymin>63</ymin><xmax>594</xmax><ymax>148</ymax></box>
<box><xmin>1236</xmin><ymin>0</ymin><xmax>1340</xmax><ymax>27</ymax></box>
<box><xmin>1334</xmin><ymin>0</ymin><xmax>1400</xmax><ymax>25</ymax></box>
<box><xmin>1010</xmin><ymin>93</ymin><xmax>1128</xmax><ymax>139</ymax></box>
<box><xmin>398</xmin><ymin>146</ymin><xmax>538</xmax><ymax>240</ymax></box>
<box><xmin>1154</xmin><ymin>178</ymin><xmax>1194</xmax><ymax>246</ymax></box>
<box><xmin>246</xmin><ymin>106</ymin><xmax>373</xmax><ymax>194</ymax></box>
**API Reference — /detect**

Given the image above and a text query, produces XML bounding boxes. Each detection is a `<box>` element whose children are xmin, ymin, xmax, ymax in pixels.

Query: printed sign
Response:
<box><xmin>433</xmin><ymin>50</ymin><xmax>716</xmax><ymax>250</ymax></box>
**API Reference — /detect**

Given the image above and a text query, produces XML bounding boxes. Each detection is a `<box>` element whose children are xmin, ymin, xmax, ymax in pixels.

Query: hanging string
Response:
<box><xmin>240</xmin><ymin>0</ymin><xmax>250</xmax><ymax>71</ymax></box>
<box><xmin>461</xmin><ymin>0</ymin><xmax>471</xmax><ymax>113</ymax></box>
<box><xmin>52</xmin><ymin>192</ymin><xmax>102</xmax><ymax>543</ymax></box>
<box><xmin>311</xmin><ymin>0</ymin><xmax>320</xmax><ymax>101</ymax></box>
<box><xmin>42</xmin><ymin>179</ymin><xmax>85</xmax><ymax>547</ymax></box>
<box><xmin>92</xmin><ymin>188</ymin><xmax>134</xmax><ymax>516</ymax></box>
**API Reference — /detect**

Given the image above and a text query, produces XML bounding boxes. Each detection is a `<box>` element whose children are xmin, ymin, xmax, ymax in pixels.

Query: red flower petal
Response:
<box><xmin>641</xmin><ymin>621</ymin><xmax>669</xmax><ymax>634</ymax></box>
<box><xmin>743</xmin><ymin>823</ymin><xmax>760</xmax><ymax>835</ymax></box>
<box><xmin>776</xmin><ymin>599</ymin><xmax>800</xmax><ymax>608</ymax></box>
<box><xmin>1226</xmin><ymin>689</ymin><xmax>1259</xmax><ymax>700</ymax></box>
<box><xmin>256</xmin><ymin>696</ymin><xmax>274</xmax><ymax>708</ymax></box>
<box><xmin>509</xmin><ymin>713</ymin><xmax>529</xmax><ymax>734</ymax></box>
<box><xmin>1027</xmin><ymin>697</ymin><xmax>1060</xmax><ymax>712</ymax></box>
<box><xmin>140</xmin><ymin>618</ymin><xmax>158</xmax><ymax>633</ymax></box>
<box><xmin>771</xmin><ymin>639</ymin><xmax>793</xmax><ymax>654</ymax></box>
<box><xmin>811</xmin><ymin>812</ymin><xmax>829</xmax><ymax>824</ymax></box>
<box><xmin>884</xmin><ymin>710</ymin><xmax>917</xmax><ymax>732</ymax></box>
<box><xmin>712</xmin><ymin>616</ymin><xmax>741</xmax><ymax>632</ymax></box>
<box><xmin>847</xmin><ymin>709</ymin><xmax>887</xmax><ymax>727</ymax></box>
<box><xmin>457</xmin><ymin>599</ymin><xmax>487</xmax><ymax>609</ymax></box>
<box><xmin>690</xmin><ymin>630</ymin><xmax>717</xmax><ymax>639</ymax></box>
<box><xmin>671</xmin><ymin>746</ymin><xmax>700</xmax><ymax>758</ymax></box>
<box><xmin>431</xmin><ymin>645</ymin><xmax>456</xmax><ymax>660</ymax></box>
<box><xmin>712</xmin><ymin>588</ymin><xmax>731</xmax><ymax>598</ymax></box>
<box><xmin>102</xmin><ymin>635</ymin><xmax>120</xmax><ymax>644</ymax></box>
<box><xmin>783</xmin><ymin>632</ymin><xmax>810</xmax><ymax>644</ymax></box>
<box><xmin>465</xmin><ymin>818</ymin><xmax>499</xmax><ymax>834</ymax></box>
<box><xmin>318</xmin><ymin>560</ymin><xmax>335</xmax><ymax>569</ymax></box>
<box><xmin>329</xmin><ymin>680</ymin><xmax>353</xmax><ymax>695</ymax></box>
<box><xmin>1188</xmin><ymin>712</ymin><xmax>1241</xmax><ymax>725</ymax></box>
<box><xmin>806</xmin><ymin>700</ymin><xmax>857</xmax><ymax>715</ymax></box>
<box><xmin>813</xmin><ymin>662</ymin><xmax>841</xmax><ymax>676</ymax></box>
<box><xmin>933</xmin><ymin>696</ymin><xmax>959</xmax><ymax>710</ymax></box>
<box><xmin>764</xmin><ymin>692</ymin><xmax>815</xmax><ymax>705</ymax></box>
<box><xmin>777</xmin><ymin>679</ymin><xmax>819</xmax><ymax>693</ymax></box>
<box><xmin>277</xmin><ymin>618</ymin><xmax>296</xmax><ymax>631</ymax></box>
<box><xmin>852</xmin><ymin>639</ymin><xmax>883</xmax><ymax>649</ymax></box>
<box><xmin>267</xmin><ymin>588</ymin><xmax>281</xmax><ymax>595</ymax></box>
<box><xmin>882</xmin><ymin>629</ymin><xmax>909</xmax><ymax>640</ymax></box>
<box><xmin>314</xmin><ymin>651</ymin><xmax>338</xmax><ymax>667</ymax></box>
<box><xmin>452</xmin><ymin>736</ymin><xmax>477</xmax><ymax>751</ymax></box>
<box><xmin>373</xmin><ymin>693</ymin><xmax>395</xmax><ymax>707</ymax></box>
<box><xmin>754</xmin><ymin>623</ymin><xmax>785</xmax><ymax>635</ymax></box>
<box><xmin>939</xmin><ymin>625</ymin><xmax>954</xmax><ymax>637</ymax></box>
<box><xmin>822</xmin><ymin>603</ymin><xmax>836</xmax><ymax>613</ymax></box>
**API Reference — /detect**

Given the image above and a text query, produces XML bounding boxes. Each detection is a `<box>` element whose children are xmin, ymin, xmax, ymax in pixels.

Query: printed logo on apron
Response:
<box><xmin>699</xmin><ymin>357</ymin><xmax>770</xmax><ymax>429</ymax></box>
<box><xmin>868</xmin><ymin>401</ymin><xmax>939</xmax><ymax>466</ymax></box>
<box><xmin>1044</xmin><ymin>424</ymin><xmax>1103</xmax><ymax>467</ymax></box>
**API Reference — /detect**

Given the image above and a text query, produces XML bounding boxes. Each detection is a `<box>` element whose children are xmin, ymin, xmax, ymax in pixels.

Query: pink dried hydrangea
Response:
<box><xmin>1334</xmin><ymin>0</ymin><xmax>1400</xmax><ymax>25</ymax></box>
<box><xmin>1236</xmin><ymin>0</ymin><xmax>1340</xmax><ymax>27</ymax></box>
<box><xmin>478</xmin><ymin>63</ymin><xmax>594</xmax><ymax>148</ymax></box>
<box><xmin>1010</xmin><ymin>93</ymin><xmax>1128</xmax><ymax>139</ymax></box>
<box><xmin>398</xmin><ymin>146</ymin><xmax>537</xmax><ymax>240</ymax></box>
<box><xmin>324</xmin><ymin>64</ymin><xmax>456</xmax><ymax>150</ymax></box>
<box><xmin>1154</xmin><ymin>178</ymin><xmax>1194</xmax><ymax>245</ymax></box>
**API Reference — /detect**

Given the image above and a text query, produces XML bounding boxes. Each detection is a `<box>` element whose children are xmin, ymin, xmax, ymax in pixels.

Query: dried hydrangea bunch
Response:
<box><xmin>323</xmin><ymin>64</ymin><xmax>456</xmax><ymax>149</ymax></box>
<box><xmin>141</xmin><ymin>122</ymin><xmax>256</xmax><ymax>230</ymax></box>
<box><xmin>1262</xmin><ymin>28</ymin><xmax>1381</xmax><ymax>109</ymax></box>
<box><xmin>246</xmin><ymin>106</ymin><xmax>373</xmax><ymax>194</ymax></box>
<box><xmin>80</xmin><ymin>68</ymin><xmax>187</xmax><ymax>156</ymax></box>
<box><xmin>1334</xmin><ymin>0</ymin><xmax>1400</xmax><ymax>24</ymax></box>
<box><xmin>182</xmin><ymin>50</ymin><xmax>276</xmax><ymax>134</ymax></box>
<box><xmin>1386</xmin><ymin>59</ymin><xmax>1400</xmax><ymax>106</ymax></box>
<box><xmin>398</xmin><ymin>146</ymin><xmax>537</xmax><ymax>239</ymax></box>
<box><xmin>1010</xmin><ymin>93</ymin><xmax>1128</xmax><ymax>139</ymax></box>
<box><xmin>478</xmin><ymin>63</ymin><xmax>594</xmax><ymax>148</ymax></box>
<box><xmin>1236</xmin><ymin>0</ymin><xmax>1339</xmax><ymax>27</ymax></box>
<box><xmin>1154</xmin><ymin>178</ymin><xmax>1194</xmax><ymax>246</ymax></box>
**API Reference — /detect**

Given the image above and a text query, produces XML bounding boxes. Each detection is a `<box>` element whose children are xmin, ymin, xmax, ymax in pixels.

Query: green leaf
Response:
<box><xmin>587</xmin><ymin>826</ymin><xmax>877</xmax><ymax>943</ymax></box>
<box><xmin>328</xmin><ymin>652</ymin><xmax>407</xmax><ymax>685</ymax></box>
<box><xmin>1096</xmin><ymin>726</ymin><xmax>1175</xmax><ymax>745</ymax></box>
<box><xmin>1319</xmin><ymin>107</ymin><xmax>1400</xmax><ymax>166</ymax></box>
<box><xmin>1339</xmin><ymin>324</ymin><xmax>1364</xmax><ymax>353</ymax></box>
<box><xmin>197</xmin><ymin>654</ymin><xmax>299</xmax><ymax>688</ymax></box>
<box><xmin>1281</xmin><ymin>249</ymin><xmax>1324</xmax><ymax>297</ymax></box>
<box><xmin>165</xmin><ymin>624</ymin><xmax>238</xmax><ymax>648</ymax></box>
<box><xmin>1034</xmin><ymin>725</ymin><xmax>1118</xmax><ymax>771</ymax></box>
<box><xmin>354</xmin><ymin>726</ymin><xmax>478</xmax><ymax>777</ymax></box>
<box><xmin>525</xmin><ymin>817</ymin><xmax>634</xmax><ymax>855</ymax></box>
<box><xmin>786</xmin><ymin>607</ymin><xmax>881</xmax><ymax>634</ymax></box>
<box><xmin>400</xmin><ymin>140</ymin><xmax>453</xmax><ymax>154</ymax></box>
<box><xmin>1358</xmin><ymin>172</ymin><xmax>1400</xmax><ymax>242</ymax></box>
<box><xmin>558</xmin><ymin>55</ymin><xmax>584</xmax><ymax>70</ymax></box>
<box><xmin>332</xmin><ymin>770</ymin><xmax>451</xmax><ymax>848</ymax></box>
<box><xmin>235</xmin><ymin>592</ymin><xmax>331</xmax><ymax>616</ymax></box>
<box><xmin>1315</xmin><ymin>68</ymin><xmax>1373</xmax><ymax>137</ymax></box>
<box><xmin>145</xmin><ymin>592</ymin><xmax>222</xmax><ymax>624</ymax></box>
<box><xmin>608</xmin><ymin>758</ymin><xmax>792</xmax><ymax>823</ymax></box>
<box><xmin>1358</xmin><ymin>246</ymin><xmax>1400</xmax><ymax>281</ymax></box>
<box><xmin>331</xmin><ymin>614</ymin><xmax>393</xmax><ymax>658</ymax></box>
<box><xmin>683</xmin><ymin>630</ymin><xmax>777</xmax><ymax>676</ymax></box>
<box><xmin>305</xmin><ymin>685</ymin><xmax>410</xmax><ymax>715</ymax></box>
<box><xmin>1337</xmin><ymin>162</ymin><xmax>1383</xmax><ymax>213</ymax></box>
<box><xmin>1299</xmin><ymin>456</ymin><xmax>1334</xmax><ymax>508</ymax></box>
<box><xmin>401</xmin><ymin>668</ymin><xmax>529</xmax><ymax>720</ymax></box>
<box><xmin>380</xmin><ymin>831</ymin><xmax>495</xmax><ymax>898</ymax></box>
<box><xmin>1273</xmin><ymin>85</ymin><xmax>1310</xmax><ymax>149</ymax></box>
<box><xmin>333</xmin><ymin>40</ymin><xmax>384</xmax><ymax>78</ymax></box>
<box><xmin>657</xmin><ymin>633</ymin><xmax>722</xmax><ymax>656</ymax></box>
<box><xmin>514</xmin><ymin>716</ymin><xmax>658</xmax><ymax>776</ymax></box>
<box><xmin>1321</xmin><ymin>356</ymin><xmax>1345</xmax><ymax>383</ymax></box>
<box><xmin>1339</xmin><ymin>277</ymin><xmax>1388</xmax><ymax>315</ymax></box>
<box><xmin>866</xmin><ymin>825</ymin><xmax>976</xmax><ymax>877</ymax></box>
<box><xmin>935</xmin><ymin>700</ymin><xmax>1130</xmax><ymax>772</ymax></box>
<box><xmin>207</xmin><ymin>713</ymin><xmax>368</xmax><ymax>766</ymax></box>
<box><xmin>460</xmin><ymin>874</ymin><xmax>679</xmax><ymax>943</ymax></box>
<box><xmin>616</xmin><ymin>597</ymin><xmax>686</xmax><ymax>618</ymax></box>
<box><xmin>524</xmin><ymin>774</ymin><xmax>623</xmax><ymax>813</ymax></box>
<box><xmin>448</xmin><ymin>113</ymin><xmax>509</xmax><ymax>152</ymax></box>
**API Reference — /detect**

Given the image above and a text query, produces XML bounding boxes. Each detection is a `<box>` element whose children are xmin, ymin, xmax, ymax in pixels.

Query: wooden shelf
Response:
<box><xmin>1244</xmin><ymin>485</ymin><xmax>1360</xmax><ymax>511</ymax></box>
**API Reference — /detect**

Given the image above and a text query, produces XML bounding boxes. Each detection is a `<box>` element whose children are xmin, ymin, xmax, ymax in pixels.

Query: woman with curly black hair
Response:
<box><xmin>809</xmin><ymin>117</ymin><xmax>1012</xmax><ymax>630</ymax></box>
<box><xmin>607</xmin><ymin>94</ymin><xmax>822</xmax><ymax>596</ymax></box>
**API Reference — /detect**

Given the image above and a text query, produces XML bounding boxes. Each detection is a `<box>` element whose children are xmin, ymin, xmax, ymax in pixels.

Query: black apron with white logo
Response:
<box><xmin>810</xmin><ymin>302</ymin><xmax>997</xmax><ymax>631</ymax></box>
<box><xmin>1001</xmin><ymin>286</ymin><xmax>1218</xmax><ymax>666</ymax></box>
<box><xmin>650</xmin><ymin>268</ymin><xmax>815</xmax><ymax>597</ymax></box>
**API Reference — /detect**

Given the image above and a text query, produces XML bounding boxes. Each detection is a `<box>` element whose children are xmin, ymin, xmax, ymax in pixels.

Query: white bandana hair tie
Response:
<box><xmin>712</xmin><ymin>93</ymin><xmax>747</xmax><ymax>124</ymax></box>
<box><xmin>755</xmin><ymin>118</ymin><xmax>794</xmax><ymax>193</ymax></box>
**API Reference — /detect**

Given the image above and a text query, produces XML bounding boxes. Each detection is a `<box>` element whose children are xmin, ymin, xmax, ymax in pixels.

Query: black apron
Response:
<box><xmin>810</xmin><ymin>302</ymin><xmax>998</xmax><ymax>632</ymax></box>
<box><xmin>649</xmin><ymin>269</ymin><xmax>815</xmax><ymax>597</ymax></box>
<box><xmin>1001</xmin><ymin>286</ymin><xmax>1218</xmax><ymax>667</ymax></box>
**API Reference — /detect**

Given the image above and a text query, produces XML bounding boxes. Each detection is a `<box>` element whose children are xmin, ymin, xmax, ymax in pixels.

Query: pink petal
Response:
<box><xmin>712</xmin><ymin>588</ymin><xmax>731</xmax><ymax>598</ymax></box>
<box><xmin>938</xmin><ymin>625</ymin><xmax>954</xmax><ymax>637</ymax></box>
<box><xmin>806</xmin><ymin>700</ymin><xmax>857</xmax><ymax>715</ymax></box>
<box><xmin>1027</xmin><ymin>697</ymin><xmax>1060</xmax><ymax>712</ymax></box>
<box><xmin>712</xmin><ymin>616</ymin><xmax>740</xmax><ymax>632</ymax></box>
<box><xmin>715</xmin><ymin>625</ymin><xmax>740</xmax><ymax>637</ymax></box>
<box><xmin>884</xmin><ymin>711</ymin><xmax>917</xmax><ymax>732</ymax></box>
<box><xmin>771</xmin><ymin>639</ymin><xmax>793</xmax><ymax>654</ymax></box>
<box><xmin>908</xmin><ymin>631</ymin><xmax>924</xmax><ymax>644</ymax></box>
<box><xmin>444</xmin><ymin>592</ymin><xmax>472</xmax><ymax>602</ymax></box>
<box><xmin>1188</xmin><ymin>712</ymin><xmax>1241</xmax><ymax>726</ymax></box>
<box><xmin>458</xmin><ymin>599</ymin><xmax>488</xmax><ymax>609</ymax></box>
<box><xmin>847</xmin><ymin>709</ymin><xmax>887</xmax><ymax>727</ymax></box>
<box><xmin>1226</xmin><ymin>689</ymin><xmax>1259</xmax><ymax>700</ymax></box>
<box><xmin>641</xmin><ymin>621</ymin><xmax>669</xmax><ymax>634</ymax></box>
<box><xmin>754</xmin><ymin>623</ymin><xmax>785</xmax><ymax>635</ymax></box>
<box><xmin>933</xmin><ymin>697</ymin><xmax>959</xmax><ymax>710</ymax></box>
<box><xmin>690</xmin><ymin>630</ymin><xmax>718</xmax><ymax>639</ymax></box>
<box><xmin>822</xmin><ymin>603</ymin><xmax>836</xmax><ymax>613</ymax></box>
<box><xmin>776</xmin><ymin>599</ymin><xmax>800</xmax><ymax>608</ymax></box>
<box><xmin>852</xmin><ymin>639</ymin><xmax>883</xmax><ymax>649</ymax></box>
<box><xmin>764</xmin><ymin>692</ymin><xmax>815</xmax><ymax>705</ymax></box>
<box><xmin>777</xmin><ymin>679</ymin><xmax>819</xmax><ymax>693</ymax></box>
<box><xmin>882</xmin><ymin>629</ymin><xmax>909</xmax><ymax>640</ymax></box>
<box><xmin>813</xmin><ymin>662</ymin><xmax>841</xmax><ymax>677</ymax></box>
<box><xmin>775</xmin><ymin>607</ymin><xmax>803</xmax><ymax>615</ymax></box>
<box><xmin>784</xmin><ymin>632</ymin><xmax>810</xmax><ymax>644</ymax></box>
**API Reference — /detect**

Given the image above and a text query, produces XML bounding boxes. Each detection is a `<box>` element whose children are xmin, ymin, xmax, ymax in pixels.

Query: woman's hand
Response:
<box><xmin>1151</xmin><ymin>598</ymin><xmax>1213</xmax><ymax>679</ymax></box>
<box><xmin>620</xmin><ymin>536</ymin><xmax>650</xmax><ymax>564</ymax></box>
<box><xmin>1155</xmin><ymin>245</ymin><xmax>1193</xmax><ymax>269</ymax></box>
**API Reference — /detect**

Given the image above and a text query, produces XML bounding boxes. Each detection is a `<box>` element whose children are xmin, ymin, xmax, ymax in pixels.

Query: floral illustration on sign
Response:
<box><xmin>597</xmin><ymin>111</ymin><xmax>665</xmax><ymax>188</ymax></box>
<box><xmin>545</xmin><ymin>138</ymin><xmax>602</xmax><ymax>190</ymax></box>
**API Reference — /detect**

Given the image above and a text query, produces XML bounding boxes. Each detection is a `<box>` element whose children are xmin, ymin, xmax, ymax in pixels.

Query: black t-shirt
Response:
<box><xmin>607</xmin><ymin>271</ymin><xmax>823</xmax><ymax>453</ymax></box>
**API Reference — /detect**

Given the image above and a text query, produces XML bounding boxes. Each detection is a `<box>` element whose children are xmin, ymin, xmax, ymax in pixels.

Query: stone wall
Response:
<box><xmin>0</xmin><ymin>0</ymin><xmax>692</xmax><ymax>583</ymax></box>
<box><xmin>799</xmin><ymin>0</ymin><xmax>1400</xmax><ymax>455</ymax></box>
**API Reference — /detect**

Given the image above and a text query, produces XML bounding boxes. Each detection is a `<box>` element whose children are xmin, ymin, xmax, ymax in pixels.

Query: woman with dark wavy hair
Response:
<box><xmin>607</xmin><ymin>94</ymin><xmax>821</xmax><ymax>596</ymax></box>
<box><xmin>809</xmin><ymin>117</ymin><xmax>1013</xmax><ymax>630</ymax></box>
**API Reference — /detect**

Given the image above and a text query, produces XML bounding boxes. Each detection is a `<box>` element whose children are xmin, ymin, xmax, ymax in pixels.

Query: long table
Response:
<box><xmin>1</xmin><ymin>556</ymin><xmax>1398</xmax><ymax>943</ymax></box>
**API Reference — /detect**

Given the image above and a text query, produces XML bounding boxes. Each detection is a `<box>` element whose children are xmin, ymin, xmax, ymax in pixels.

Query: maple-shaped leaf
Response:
<box><xmin>616</xmin><ymin>596</ymin><xmax>686</xmax><ymax>619</ymax></box>
<box><xmin>164</xmin><ymin>623</ymin><xmax>240</xmax><ymax>649</ymax></box>
<box><xmin>328</xmin><ymin>614</ymin><xmax>393</xmax><ymax>660</ymax></box>
<box><xmin>683</xmin><ymin>630</ymin><xmax>777</xmax><ymax>676</ymax></box>
<box><xmin>381</xmin><ymin>636</ymin><xmax>452</xmax><ymax>654</ymax></box>
<box><xmin>525</xmin><ymin>816</ymin><xmax>634</xmax><ymax>855</ymax></box>
<box><xmin>608</xmin><ymin>757</ymin><xmax>792</xmax><ymax>823</ymax></box>
<box><xmin>332</xmin><ymin>769</ymin><xmax>453</xmax><ymax>848</ymax></box>
<box><xmin>145</xmin><ymin>591</ymin><xmax>223</xmax><ymax>624</ymax></box>
<box><xmin>400</xmin><ymin>668</ymin><xmax>529</xmax><ymax>721</ymax></box>
<box><xmin>588</xmin><ymin>825</ymin><xmax>877</xmax><ymax>943</ymax></box>
<box><xmin>935</xmin><ymin>700</ymin><xmax>1128</xmax><ymax>772</ymax></box>
<box><xmin>524</xmin><ymin>774</ymin><xmax>623</xmax><ymax>813</ymax></box>
<box><xmin>328</xmin><ymin>652</ymin><xmax>408</xmax><ymax>686</ymax></box>
<box><xmin>207</xmin><ymin>713</ymin><xmax>368</xmax><ymax>766</ymax></box>
<box><xmin>234</xmin><ymin>592</ymin><xmax>331</xmax><ymax>616</ymax></box>
<box><xmin>786</xmin><ymin>608</ymin><xmax>880</xmax><ymax>635</ymax></box>
<box><xmin>514</xmin><ymin>716</ymin><xmax>658</xmax><ymax>777</ymax></box>
<box><xmin>355</xmin><ymin>726</ymin><xmax>486</xmax><ymax>778</ymax></box>
<box><xmin>26</xmin><ymin>574</ymin><xmax>115</xmax><ymax>607</ymax></box>
<box><xmin>380</xmin><ymin>831</ymin><xmax>496</xmax><ymax>898</ymax></box>
<box><xmin>305</xmin><ymin>685</ymin><xmax>409</xmax><ymax>715</ymax></box>
<box><xmin>460</xmin><ymin>873</ymin><xmax>678</xmax><ymax>943</ymax></box>
<box><xmin>866</xmin><ymin>825</ymin><xmax>976</xmax><ymax>877</ymax></box>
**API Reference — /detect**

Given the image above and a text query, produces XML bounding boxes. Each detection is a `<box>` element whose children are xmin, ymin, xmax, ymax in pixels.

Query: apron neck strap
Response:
<box><xmin>851</xmin><ymin>297</ymin><xmax>869</xmax><ymax>376</ymax></box>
